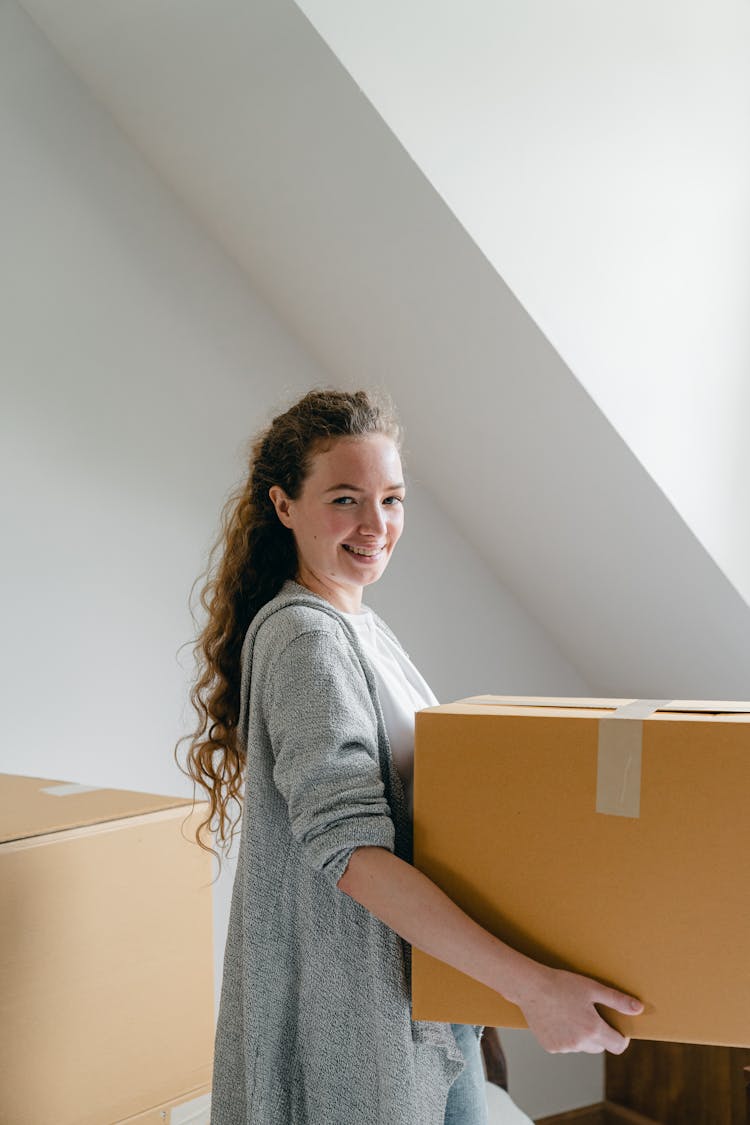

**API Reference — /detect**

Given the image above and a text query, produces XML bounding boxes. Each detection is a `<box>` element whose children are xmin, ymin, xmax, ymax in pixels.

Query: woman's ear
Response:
<box><xmin>268</xmin><ymin>485</ymin><xmax>293</xmax><ymax>530</ymax></box>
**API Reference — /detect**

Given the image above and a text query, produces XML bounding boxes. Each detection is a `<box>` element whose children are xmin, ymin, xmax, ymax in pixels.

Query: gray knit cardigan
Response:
<box><xmin>210</xmin><ymin>578</ymin><xmax>483</xmax><ymax>1124</ymax></box>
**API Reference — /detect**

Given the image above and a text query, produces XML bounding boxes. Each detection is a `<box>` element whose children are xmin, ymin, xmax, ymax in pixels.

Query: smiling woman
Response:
<box><xmin>176</xmin><ymin>385</ymin><xmax>639</xmax><ymax>1125</ymax></box>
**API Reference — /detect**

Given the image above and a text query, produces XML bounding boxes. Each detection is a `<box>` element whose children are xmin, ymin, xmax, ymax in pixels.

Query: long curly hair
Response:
<box><xmin>174</xmin><ymin>386</ymin><xmax>404</xmax><ymax>880</ymax></box>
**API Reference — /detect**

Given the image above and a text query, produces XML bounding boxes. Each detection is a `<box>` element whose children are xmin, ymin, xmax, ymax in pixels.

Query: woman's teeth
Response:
<box><xmin>343</xmin><ymin>544</ymin><xmax>383</xmax><ymax>558</ymax></box>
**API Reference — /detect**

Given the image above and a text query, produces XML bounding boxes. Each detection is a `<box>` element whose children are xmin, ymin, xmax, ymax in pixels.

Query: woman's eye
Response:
<box><xmin>332</xmin><ymin>496</ymin><xmax>404</xmax><ymax>505</ymax></box>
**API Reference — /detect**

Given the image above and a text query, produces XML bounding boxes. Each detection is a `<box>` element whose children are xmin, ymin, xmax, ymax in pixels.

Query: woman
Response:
<box><xmin>179</xmin><ymin>387</ymin><xmax>643</xmax><ymax>1125</ymax></box>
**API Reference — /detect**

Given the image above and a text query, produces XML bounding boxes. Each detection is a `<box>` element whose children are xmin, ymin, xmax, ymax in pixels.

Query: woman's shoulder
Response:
<box><xmin>250</xmin><ymin>601</ymin><xmax>370</xmax><ymax>702</ymax></box>
<box><xmin>248</xmin><ymin>587</ymin><xmax>346</xmax><ymax>667</ymax></box>
<box><xmin>254</xmin><ymin>601</ymin><xmax>340</xmax><ymax>648</ymax></box>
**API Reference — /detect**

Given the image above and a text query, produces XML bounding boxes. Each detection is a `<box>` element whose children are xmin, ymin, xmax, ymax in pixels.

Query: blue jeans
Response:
<box><xmin>443</xmin><ymin>1023</ymin><xmax>489</xmax><ymax>1125</ymax></box>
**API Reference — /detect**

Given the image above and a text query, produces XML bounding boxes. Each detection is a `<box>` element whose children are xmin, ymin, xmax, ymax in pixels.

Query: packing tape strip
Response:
<box><xmin>596</xmin><ymin>699</ymin><xmax>673</xmax><ymax>818</ymax></box>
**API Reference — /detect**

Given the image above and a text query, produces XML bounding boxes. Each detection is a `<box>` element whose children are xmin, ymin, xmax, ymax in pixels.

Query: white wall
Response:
<box><xmin>24</xmin><ymin>0</ymin><xmax>750</xmax><ymax>705</ymax></box>
<box><xmin>1</xmin><ymin>4</ymin><xmax>600</xmax><ymax>1116</ymax></box>
<box><xmin>296</xmin><ymin>0</ymin><xmax>750</xmax><ymax>608</ymax></box>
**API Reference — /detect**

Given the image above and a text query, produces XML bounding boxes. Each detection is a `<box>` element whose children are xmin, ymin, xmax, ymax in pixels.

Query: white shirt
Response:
<box><xmin>338</xmin><ymin>604</ymin><xmax>439</xmax><ymax>820</ymax></box>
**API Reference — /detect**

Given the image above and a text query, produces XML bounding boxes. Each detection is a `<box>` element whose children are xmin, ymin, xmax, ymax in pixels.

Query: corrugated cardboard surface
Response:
<box><xmin>411</xmin><ymin>698</ymin><xmax>750</xmax><ymax>1047</ymax></box>
<box><xmin>0</xmin><ymin>771</ymin><xmax>195</xmax><ymax>843</ymax></box>
<box><xmin>0</xmin><ymin>774</ymin><xmax>214</xmax><ymax>1125</ymax></box>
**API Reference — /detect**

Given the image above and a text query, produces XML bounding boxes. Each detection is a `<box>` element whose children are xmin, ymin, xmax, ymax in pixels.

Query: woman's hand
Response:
<box><xmin>517</xmin><ymin>964</ymin><xmax>644</xmax><ymax>1054</ymax></box>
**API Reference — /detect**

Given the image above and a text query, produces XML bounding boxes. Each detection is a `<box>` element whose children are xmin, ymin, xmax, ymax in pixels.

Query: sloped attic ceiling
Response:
<box><xmin>19</xmin><ymin>0</ymin><xmax>750</xmax><ymax>695</ymax></box>
<box><xmin>297</xmin><ymin>0</ymin><xmax>750</xmax><ymax>615</ymax></box>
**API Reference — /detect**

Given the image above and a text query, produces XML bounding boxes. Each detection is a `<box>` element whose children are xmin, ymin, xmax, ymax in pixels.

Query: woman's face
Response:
<box><xmin>269</xmin><ymin>434</ymin><xmax>405</xmax><ymax>613</ymax></box>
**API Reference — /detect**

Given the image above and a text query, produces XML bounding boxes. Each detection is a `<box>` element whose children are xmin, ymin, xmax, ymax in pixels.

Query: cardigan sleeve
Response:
<box><xmin>262</xmin><ymin>627</ymin><xmax>396</xmax><ymax>888</ymax></box>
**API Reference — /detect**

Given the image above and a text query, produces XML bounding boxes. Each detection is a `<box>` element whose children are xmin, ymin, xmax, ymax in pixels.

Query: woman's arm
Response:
<box><xmin>338</xmin><ymin>845</ymin><xmax>644</xmax><ymax>1055</ymax></box>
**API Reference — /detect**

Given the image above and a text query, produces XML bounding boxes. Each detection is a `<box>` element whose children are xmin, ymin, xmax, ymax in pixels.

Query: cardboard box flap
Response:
<box><xmin>457</xmin><ymin>695</ymin><xmax>750</xmax><ymax>715</ymax></box>
<box><xmin>0</xmin><ymin>773</ymin><xmax>196</xmax><ymax>844</ymax></box>
<box><xmin>424</xmin><ymin>696</ymin><xmax>750</xmax><ymax>825</ymax></box>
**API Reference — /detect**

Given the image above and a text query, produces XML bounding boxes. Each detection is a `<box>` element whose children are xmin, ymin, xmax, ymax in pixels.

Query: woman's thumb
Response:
<box><xmin>597</xmin><ymin>987</ymin><xmax>644</xmax><ymax>1015</ymax></box>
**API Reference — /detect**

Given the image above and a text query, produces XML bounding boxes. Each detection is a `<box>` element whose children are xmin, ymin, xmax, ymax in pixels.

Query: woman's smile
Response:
<box><xmin>341</xmin><ymin>543</ymin><xmax>386</xmax><ymax>561</ymax></box>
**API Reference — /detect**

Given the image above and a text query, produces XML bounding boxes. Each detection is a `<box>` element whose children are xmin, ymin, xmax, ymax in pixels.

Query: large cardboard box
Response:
<box><xmin>411</xmin><ymin>696</ymin><xmax>750</xmax><ymax>1047</ymax></box>
<box><xmin>0</xmin><ymin>773</ymin><xmax>215</xmax><ymax>1124</ymax></box>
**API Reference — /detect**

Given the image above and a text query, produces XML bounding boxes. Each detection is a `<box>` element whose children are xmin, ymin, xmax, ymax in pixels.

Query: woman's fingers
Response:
<box><xmin>592</xmin><ymin>983</ymin><xmax>642</xmax><ymax>1053</ymax></box>
<box><xmin>595</xmin><ymin>984</ymin><xmax>644</xmax><ymax>1015</ymax></box>
<box><xmin>598</xmin><ymin>1024</ymin><xmax>631</xmax><ymax>1055</ymax></box>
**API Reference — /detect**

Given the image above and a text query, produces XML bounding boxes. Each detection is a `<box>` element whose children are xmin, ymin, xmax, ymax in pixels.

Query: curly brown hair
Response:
<box><xmin>174</xmin><ymin>386</ymin><xmax>404</xmax><ymax>881</ymax></box>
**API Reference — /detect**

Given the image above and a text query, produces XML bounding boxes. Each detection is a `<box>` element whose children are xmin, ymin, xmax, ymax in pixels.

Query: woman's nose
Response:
<box><xmin>358</xmin><ymin>503</ymin><xmax>388</xmax><ymax>535</ymax></box>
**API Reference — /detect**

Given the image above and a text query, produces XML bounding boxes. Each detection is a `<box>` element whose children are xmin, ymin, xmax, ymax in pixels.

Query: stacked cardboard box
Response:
<box><xmin>0</xmin><ymin>773</ymin><xmax>214</xmax><ymax>1124</ymax></box>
